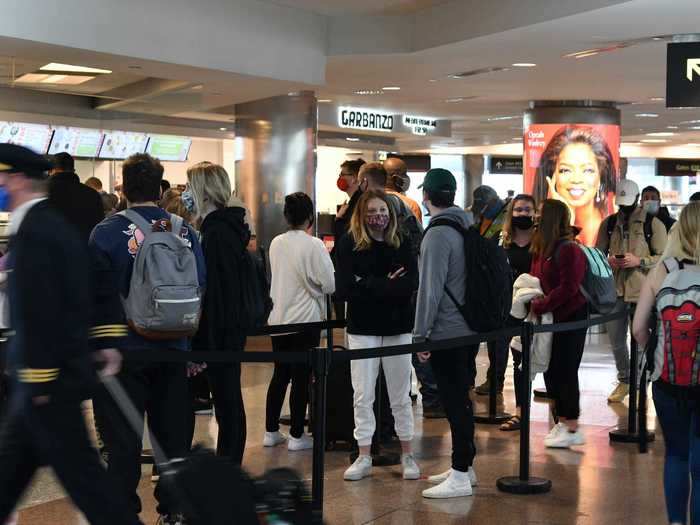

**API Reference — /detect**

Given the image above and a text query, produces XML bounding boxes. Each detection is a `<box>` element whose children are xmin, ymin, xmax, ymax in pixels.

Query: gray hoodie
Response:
<box><xmin>413</xmin><ymin>206</ymin><xmax>475</xmax><ymax>341</ymax></box>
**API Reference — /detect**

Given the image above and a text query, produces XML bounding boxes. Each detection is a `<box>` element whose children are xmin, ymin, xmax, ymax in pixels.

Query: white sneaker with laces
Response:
<box><xmin>544</xmin><ymin>423</ymin><xmax>566</xmax><ymax>442</ymax></box>
<box><xmin>545</xmin><ymin>425</ymin><xmax>585</xmax><ymax>448</ymax></box>
<box><xmin>422</xmin><ymin>470</ymin><xmax>472</xmax><ymax>499</ymax></box>
<box><xmin>288</xmin><ymin>433</ymin><xmax>313</xmax><ymax>451</ymax></box>
<box><xmin>401</xmin><ymin>453</ymin><xmax>421</xmax><ymax>480</ymax></box>
<box><xmin>427</xmin><ymin>467</ymin><xmax>478</xmax><ymax>486</ymax></box>
<box><xmin>344</xmin><ymin>455</ymin><xmax>372</xmax><ymax>481</ymax></box>
<box><xmin>263</xmin><ymin>431</ymin><xmax>287</xmax><ymax>447</ymax></box>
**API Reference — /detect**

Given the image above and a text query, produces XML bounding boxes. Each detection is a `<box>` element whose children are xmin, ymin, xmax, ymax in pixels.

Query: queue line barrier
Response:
<box><xmin>113</xmin><ymin>303</ymin><xmax>632</xmax><ymax>520</ymax></box>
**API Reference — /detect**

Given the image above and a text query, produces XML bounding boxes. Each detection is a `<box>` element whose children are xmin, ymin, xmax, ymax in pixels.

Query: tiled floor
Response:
<box><xmin>13</xmin><ymin>332</ymin><xmax>667</xmax><ymax>524</ymax></box>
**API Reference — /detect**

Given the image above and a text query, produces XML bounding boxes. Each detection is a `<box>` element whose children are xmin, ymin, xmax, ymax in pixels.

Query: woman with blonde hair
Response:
<box><xmin>186</xmin><ymin>161</ymin><xmax>251</xmax><ymax>464</ymax></box>
<box><xmin>334</xmin><ymin>189</ymin><xmax>420</xmax><ymax>482</ymax></box>
<box><xmin>633</xmin><ymin>202</ymin><xmax>700</xmax><ymax>525</ymax></box>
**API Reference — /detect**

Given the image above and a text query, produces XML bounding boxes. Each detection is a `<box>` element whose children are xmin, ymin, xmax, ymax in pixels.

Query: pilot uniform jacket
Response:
<box><xmin>6</xmin><ymin>199</ymin><xmax>96</xmax><ymax>399</ymax></box>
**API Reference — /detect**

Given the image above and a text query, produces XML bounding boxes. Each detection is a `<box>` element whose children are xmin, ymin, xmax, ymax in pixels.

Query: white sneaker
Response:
<box><xmin>344</xmin><ymin>455</ymin><xmax>372</xmax><ymax>481</ymax></box>
<box><xmin>544</xmin><ymin>423</ymin><xmax>566</xmax><ymax>442</ymax></box>
<box><xmin>544</xmin><ymin>425</ymin><xmax>585</xmax><ymax>448</ymax></box>
<box><xmin>288</xmin><ymin>433</ymin><xmax>313</xmax><ymax>451</ymax></box>
<box><xmin>401</xmin><ymin>453</ymin><xmax>421</xmax><ymax>480</ymax></box>
<box><xmin>422</xmin><ymin>470</ymin><xmax>472</xmax><ymax>499</ymax></box>
<box><xmin>263</xmin><ymin>431</ymin><xmax>287</xmax><ymax>447</ymax></box>
<box><xmin>427</xmin><ymin>467</ymin><xmax>478</xmax><ymax>486</ymax></box>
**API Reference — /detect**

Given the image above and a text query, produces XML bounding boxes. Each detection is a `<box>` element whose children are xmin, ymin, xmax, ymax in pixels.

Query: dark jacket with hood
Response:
<box><xmin>48</xmin><ymin>171</ymin><xmax>104</xmax><ymax>244</ymax></box>
<box><xmin>192</xmin><ymin>206</ymin><xmax>251</xmax><ymax>353</ymax></box>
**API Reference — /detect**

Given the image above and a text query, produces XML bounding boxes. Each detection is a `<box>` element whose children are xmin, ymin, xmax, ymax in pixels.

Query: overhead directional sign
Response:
<box><xmin>667</xmin><ymin>42</ymin><xmax>700</xmax><ymax>107</ymax></box>
<box><xmin>489</xmin><ymin>156</ymin><xmax>523</xmax><ymax>174</ymax></box>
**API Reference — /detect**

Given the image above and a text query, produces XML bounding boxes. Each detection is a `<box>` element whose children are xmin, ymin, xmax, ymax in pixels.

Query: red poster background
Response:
<box><xmin>523</xmin><ymin>123</ymin><xmax>620</xmax><ymax>246</ymax></box>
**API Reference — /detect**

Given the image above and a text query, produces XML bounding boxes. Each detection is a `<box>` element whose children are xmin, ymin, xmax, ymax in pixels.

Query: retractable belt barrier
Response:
<box><xmin>0</xmin><ymin>305</ymin><xmax>633</xmax><ymax>523</ymax></box>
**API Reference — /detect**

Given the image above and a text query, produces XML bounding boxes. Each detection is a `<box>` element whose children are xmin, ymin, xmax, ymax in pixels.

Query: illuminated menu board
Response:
<box><xmin>0</xmin><ymin>122</ymin><xmax>53</xmax><ymax>153</ymax></box>
<box><xmin>146</xmin><ymin>135</ymin><xmax>192</xmax><ymax>161</ymax></box>
<box><xmin>98</xmin><ymin>131</ymin><xmax>149</xmax><ymax>159</ymax></box>
<box><xmin>49</xmin><ymin>127</ymin><xmax>105</xmax><ymax>158</ymax></box>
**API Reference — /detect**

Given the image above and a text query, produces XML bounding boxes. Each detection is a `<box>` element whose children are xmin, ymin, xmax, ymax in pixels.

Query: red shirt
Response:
<box><xmin>530</xmin><ymin>241</ymin><xmax>587</xmax><ymax>322</ymax></box>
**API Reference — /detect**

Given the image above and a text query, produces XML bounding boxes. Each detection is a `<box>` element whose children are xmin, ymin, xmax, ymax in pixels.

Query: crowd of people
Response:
<box><xmin>0</xmin><ymin>143</ymin><xmax>697</xmax><ymax>523</ymax></box>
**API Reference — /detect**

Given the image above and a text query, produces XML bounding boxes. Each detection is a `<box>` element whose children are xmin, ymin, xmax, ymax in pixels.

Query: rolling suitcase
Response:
<box><xmin>322</xmin><ymin>359</ymin><xmax>356</xmax><ymax>450</ymax></box>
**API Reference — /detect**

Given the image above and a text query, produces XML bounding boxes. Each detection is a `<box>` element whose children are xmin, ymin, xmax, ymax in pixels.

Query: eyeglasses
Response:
<box><xmin>513</xmin><ymin>207</ymin><xmax>534</xmax><ymax>213</ymax></box>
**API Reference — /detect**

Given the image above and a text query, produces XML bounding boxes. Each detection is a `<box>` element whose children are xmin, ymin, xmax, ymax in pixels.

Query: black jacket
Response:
<box><xmin>334</xmin><ymin>232</ymin><xmax>418</xmax><ymax>336</ymax></box>
<box><xmin>48</xmin><ymin>171</ymin><xmax>104</xmax><ymax>243</ymax></box>
<box><xmin>7</xmin><ymin>200</ymin><xmax>96</xmax><ymax>398</ymax></box>
<box><xmin>192</xmin><ymin>207</ymin><xmax>251</xmax><ymax>353</ymax></box>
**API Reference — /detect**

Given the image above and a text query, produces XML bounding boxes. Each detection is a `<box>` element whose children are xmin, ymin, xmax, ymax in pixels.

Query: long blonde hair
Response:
<box><xmin>186</xmin><ymin>161</ymin><xmax>234</xmax><ymax>217</ymax></box>
<box><xmin>662</xmin><ymin>202</ymin><xmax>700</xmax><ymax>263</ymax></box>
<box><xmin>349</xmin><ymin>190</ymin><xmax>400</xmax><ymax>251</ymax></box>
<box><xmin>502</xmin><ymin>194</ymin><xmax>536</xmax><ymax>248</ymax></box>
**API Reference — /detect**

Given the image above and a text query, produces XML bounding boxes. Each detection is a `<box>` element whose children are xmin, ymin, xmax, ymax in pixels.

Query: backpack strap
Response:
<box><xmin>643</xmin><ymin>212</ymin><xmax>654</xmax><ymax>254</ymax></box>
<box><xmin>606</xmin><ymin>214</ymin><xmax>616</xmax><ymax>244</ymax></box>
<box><xmin>120</xmin><ymin>209</ymin><xmax>154</xmax><ymax>239</ymax></box>
<box><xmin>169</xmin><ymin>214</ymin><xmax>184</xmax><ymax>238</ymax></box>
<box><xmin>662</xmin><ymin>258</ymin><xmax>681</xmax><ymax>274</ymax></box>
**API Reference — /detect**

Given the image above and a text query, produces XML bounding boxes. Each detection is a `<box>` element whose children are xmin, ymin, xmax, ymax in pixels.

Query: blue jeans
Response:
<box><xmin>653</xmin><ymin>382</ymin><xmax>700</xmax><ymax>524</ymax></box>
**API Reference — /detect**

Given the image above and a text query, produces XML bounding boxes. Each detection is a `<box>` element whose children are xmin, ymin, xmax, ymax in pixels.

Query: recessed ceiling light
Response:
<box><xmin>667</xmin><ymin>126</ymin><xmax>679</xmax><ymax>129</ymax></box>
<box><xmin>318</xmin><ymin>99</ymin><xmax>332</xmax><ymax>103</ymax></box>
<box><xmin>382</xmin><ymin>86</ymin><xmax>401</xmax><ymax>91</ymax></box>
<box><xmin>346</xmin><ymin>137</ymin><xmax>360</xmax><ymax>142</ymax></box>
<box><xmin>687</xmin><ymin>143</ymin><xmax>700</xmax><ymax>147</ymax></box>
<box><xmin>191</xmin><ymin>84</ymin><xmax>204</xmax><ymax>91</ymax></box>
<box><xmin>219</xmin><ymin>127</ymin><xmax>227</xmax><ymax>131</ymax></box>
<box><xmin>486</xmin><ymin>115</ymin><xmax>519</xmax><ymax>122</ymax></box>
<box><xmin>512</xmin><ymin>137</ymin><xmax>523</xmax><ymax>140</ymax></box>
<box><xmin>445</xmin><ymin>98</ymin><xmax>464</xmax><ymax>103</ymax></box>
<box><xmin>40</xmin><ymin>62</ymin><xmax>111</xmax><ymax>74</ymax></box>
<box><xmin>512</xmin><ymin>63</ymin><xmax>536</xmax><ymax>67</ymax></box>
<box><xmin>15</xmin><ymin>73</ymin><xmax>94</xmax><ymax>85</ymax></box>
<box><xmin>635</xmin><ymin>113</ymin><xmax>659</xmax><ymax>118</ymax></box>
<box><xmin>354</xmin><ymin>89</ymin><xmax>384</xmax><ymax>95</ymax></box>
<box><xmin>428</xmin><ymin>79</ymin><xmax>438</xmax><ymax>83</ymax></box>
<box><xmin>641</xmin><ymin>139</ymin><xmax>668</xmax><ymax>143</ymax></box>
<box><xmin>650</xmin><ymin>97</ymin><xmax>665</xmax><ymax>102</ymax></box>
<box><xmin>680</xmin><ymin>120</ymin><xmax>700</xmax><ymax>125</ymax></box>
<box><xmin>691</xmin><ymin>126</ymin><xmax>700</xmax><ymax>130</ymax></box>
<box><xmin>647</xmin><ymin>132</ymin><xmax>675</xmax><ymax>137</ymax></box>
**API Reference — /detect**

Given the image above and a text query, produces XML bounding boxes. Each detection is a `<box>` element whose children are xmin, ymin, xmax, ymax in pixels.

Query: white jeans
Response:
<box><xmin>348</xmin><ymin>333</ymin><xmax>414</xmax><ymax>447</ymax></box>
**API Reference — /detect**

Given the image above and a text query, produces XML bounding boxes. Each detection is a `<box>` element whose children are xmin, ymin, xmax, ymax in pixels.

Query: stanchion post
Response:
<box><xmin>497</xmin><ymin>321</ymin><xmax>551</xmax><ymax>494</ymax></box>
<box><xmin>474</xmin><ymin>337</ymin><xmax>512</xmax><ymax>425</ymax></box>
<box><xmin>310</xmin><ymin>299</ymin><xmax>333</xmax><ymax>522</ymax></box>
<box><xmin>609</xmin><ymin>309</ymin><xmax>655</xmax><ymax>445</ymax></box>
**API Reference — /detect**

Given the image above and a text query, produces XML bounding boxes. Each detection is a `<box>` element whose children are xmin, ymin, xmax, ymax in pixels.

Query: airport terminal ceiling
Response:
<box><xmin>0</xmin><ymin>0</ymin><xmax>699</xmax><ymax>151</ymax></box>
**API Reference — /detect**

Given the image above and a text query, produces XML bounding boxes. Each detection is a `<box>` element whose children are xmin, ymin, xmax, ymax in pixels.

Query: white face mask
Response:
<box><xmin>643</xmin><ymin>200</ymin><xmax>660</xmax><ymax>216</ymax></box>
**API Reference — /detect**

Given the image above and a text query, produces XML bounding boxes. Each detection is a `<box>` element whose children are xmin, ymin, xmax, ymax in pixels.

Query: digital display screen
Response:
<box><xmin>146</xmin><ymin>135</ymin><xmax>192</xmax><ymax>162</ymax></box>
<box><xmin>0</xmin><ymin>122</ymin><xmax>53</xmax><ymax>154</ymax></box>
<box><xmin>98</xmin><ymin>131</ymin><xmax>149</xmax><ymax>159</ymax></box>
<box><xmin>48</xmin><ymin>126</ymin><xmax>105</xmax><ymax>158</ymax></box>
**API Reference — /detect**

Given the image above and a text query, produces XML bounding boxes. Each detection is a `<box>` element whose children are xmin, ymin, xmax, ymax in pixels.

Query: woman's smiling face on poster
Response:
<box><xmin>553</xmin><ymin>143</ymin><xmax>601</xmax><ymax>208</ymax></box>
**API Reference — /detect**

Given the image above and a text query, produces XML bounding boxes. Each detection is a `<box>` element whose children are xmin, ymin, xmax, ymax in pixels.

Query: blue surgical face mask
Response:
<box><xmin>421</xmin><ymin>200</ymin><xmax>431</xmax><ymax>217</ymax></box>
<box><xmin>0</xmin><ymin>187</ymin><xmax>10</xmax><ymax>212</ymax></box>
<box><xmin>181</xmin><ymin>189</ymin><xmax>196</xmax><ymax>214</ymax></box>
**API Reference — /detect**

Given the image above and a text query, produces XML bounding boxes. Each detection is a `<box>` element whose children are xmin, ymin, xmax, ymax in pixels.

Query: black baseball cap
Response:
<box><xmin>0</xmin><ymin>144</ymin><xmax>51</xmax><ymax>179</ymax></box>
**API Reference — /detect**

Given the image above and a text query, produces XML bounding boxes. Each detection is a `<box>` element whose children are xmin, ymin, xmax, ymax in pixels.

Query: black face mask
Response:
<box><xmin>619</xmin><ymin>204</ymin><xmax>637</xmax><ymax>217</ymax></box>
<box><xmin>511</xmin><ymin>216</ymin><xmax>534</xmax><ymax>231</ymax></box>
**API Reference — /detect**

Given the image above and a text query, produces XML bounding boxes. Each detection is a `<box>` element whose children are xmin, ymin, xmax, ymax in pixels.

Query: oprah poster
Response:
<box><xmin>524</xmin><ymin>123</ymin><xmax>620</xmax><ymax>246</ymax></box>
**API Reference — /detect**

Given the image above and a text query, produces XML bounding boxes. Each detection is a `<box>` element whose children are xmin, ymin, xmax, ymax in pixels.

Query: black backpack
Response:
<box><xmin>388</xmin><ymin>194</ymin><xmax>423</xmax><ymax>258</ymax></box>
<box><xmin>425</xmin><ymin>219</ymin><xmax>512</xmax><ymax>332</ymax></box>
<box><xmin>240</xmin><ymin>247</ymin><xmax>273</xmax><ymax>329</ymax></box>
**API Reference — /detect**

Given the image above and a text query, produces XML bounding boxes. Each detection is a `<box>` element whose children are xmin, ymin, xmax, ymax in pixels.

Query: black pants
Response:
<box><xmin>431</xmin><ymin>345</ymin><xmax>478</xmax><ymax>472</ymax></box>
<box><xmin>543</xmin><ymin>307</ymin><xmax>588</xmax><ymax>420</ymax></box>
<box><xmin>511</xmin><ymin>347</ymin><xmax>524</xmax><ymax>408</ymax></box>
<box><xmin>208</xmin><ymin>363</ymin><xmax>246</xmax><ymax>464</ymax></box>
<box><xmin>265</xmin><ymin>331</ymin><xmax>319</xmax><ymax>438</ymax></box>
<box><xmin>486</xmin><ymin>337</ymin><xmax>509</xmax><ymax>388</ymax></box>
<box><xmin>0</xmin><ymin>395</ymin><xmax>141</xmax><ymax>525</ymax></box>
<box><xmin>93</xmin><ymin>362</ymin><xmax>188</xmax><ymax>515</ymax></box>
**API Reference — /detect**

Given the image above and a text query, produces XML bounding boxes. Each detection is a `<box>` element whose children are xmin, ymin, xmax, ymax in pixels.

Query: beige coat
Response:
<box><xmin>595</xmin><ymin>207</ymin><xmax>667</xmax><ymax>303</ymax></box>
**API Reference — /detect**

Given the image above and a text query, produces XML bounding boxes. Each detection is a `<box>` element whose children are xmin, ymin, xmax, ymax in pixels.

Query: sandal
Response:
<box><xmin>499</xmin><ymin>415</ymin><xmax>521</xmax><ymax>432</ymax></box>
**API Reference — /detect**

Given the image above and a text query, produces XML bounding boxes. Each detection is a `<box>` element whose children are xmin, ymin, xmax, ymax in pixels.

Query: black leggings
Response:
<box><xmin>209</xmin><ymin>363</ymin><xmax>246</xmax><ymax>464</ymax></box>
<box><xmin>543</xmin><ymin>307</ymin><xmax>588</xmax><ymax>420</ymax></box>
<box><xmin>265</xmin><ymin>331</ymin><xmax>319</xmax><ymax>438</ymax></box>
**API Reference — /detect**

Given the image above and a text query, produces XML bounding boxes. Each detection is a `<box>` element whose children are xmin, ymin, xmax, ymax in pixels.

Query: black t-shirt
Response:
<box><xmin>506</xmin><ymin>242</ymin><xmax>532</xmax><ymax>280</ymax></box>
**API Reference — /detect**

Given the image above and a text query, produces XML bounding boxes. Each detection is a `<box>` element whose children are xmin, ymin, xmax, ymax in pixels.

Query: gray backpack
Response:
<box><xmin>120</xmin><ymin>209</ymin><xmax>202</xmax><ymax>340</ymax></box>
